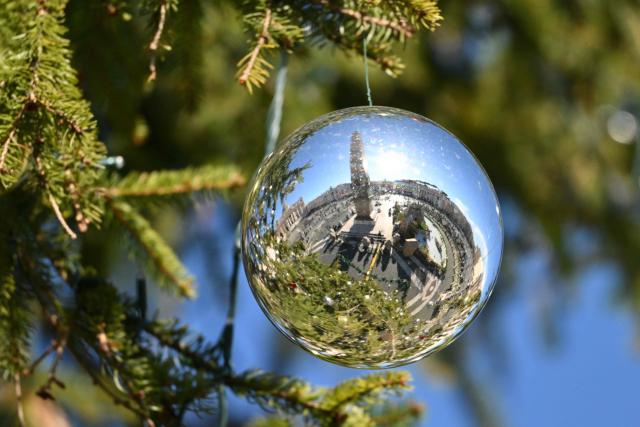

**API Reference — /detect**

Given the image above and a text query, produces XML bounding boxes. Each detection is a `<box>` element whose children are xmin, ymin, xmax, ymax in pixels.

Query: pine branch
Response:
<box><xmin>14</xmin><ymin>373</ymin><xmax>26</xmax><ymax>427</ymax></box>
<box><xmin>34</xmin><ymin>338</ymin><xmax>67</xmax><ymax>401</ymax></box>
<box><xmin>69</xmin><ymin>342</ymin><xmax>155</xmax><ymax>424</ymax></box>
<box><xmin>143</xmin><ymin>320</ymin><xmax>221</xmax><ymax>373</ymax></box>
<box><xmin>143</xmin><ymin>321</ymin><xmax>417</xmax><ymax>425</ymax></box>
<box><xmin>147</xmin><ymin>0</ymin><xmax>169</xmax><ymax>82</ymax></box>
<box><xmin>237</xmin><ymin>6</ymin><xmax>274</xmax><ymax>93</ymax></box>
<box><xmin>312</xmin><ymin>0</ymin><xmax>415</xmax><ymax>38</ymax></box>
<box><xmin>107</xmin><ymin>200</ymin><xmax>196</xmax><ymax>298</ymax></box>
<box><xmin>0</xmin><ymin>0</ymin><xmax>106</xmax><ymax>232</ymax></box>
<box><xmin>102</xmin><ymin>164</ymin><xmax>246</xmax><ymax>201</ymax></box>
<box><xmin>0</xmin><ymin>101</ymin><xmax>28</xmax><ymax>174</ymax></box>
<box><xmin>148</xmin><ymin>0</ymin><xmax>168</xmax><ymax>82</ymax></box>
<box><xmin>234</xmin><ymin>0</ymin><xmax>443</xmax><ymax>91</ymax></box>
<box><xmin>47</xmin><ymin>192</ymin><xmax>78</xmax><ymax>240</ymax></box>
<box><xmin>318</xmin><ymin>372</ymin><xmax>411</xmax><ymax>411</ymax></box>
<box><xmin>228</xmin><ymin>370</ymin><xmax>413</xmax><ymax>426</ymax></box>
<box><xmin>370</xmin><ymin>401</ymin><xmax>424</xmax><ymax>426</ymax></box>
<box><xmin>0</xmin><ymin>264</ymin><xmax>33</xmax><ymax>381</ymax></box>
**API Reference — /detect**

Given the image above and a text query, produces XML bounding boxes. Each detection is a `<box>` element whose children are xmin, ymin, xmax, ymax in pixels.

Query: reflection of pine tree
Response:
<box><xmin>257</xmin><ymin>236</ymin><xmax>424</xmax><ymax>367</ymax></box>
<box><xmin>246</xmin><ymin>227</ymin><xmax>487</xmax><ymax>367</ymax></box>
<box><xmin>254</xmin><ymin>155</ymin><xmax>310</xmax><ymax>231</ymax></box>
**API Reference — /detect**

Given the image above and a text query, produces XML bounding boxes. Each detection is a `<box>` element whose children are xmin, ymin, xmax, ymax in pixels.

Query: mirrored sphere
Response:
<box><xmin>241</xmin><ymin>106</ymin><xmax>503</xmax><ymax>368</ymax></box>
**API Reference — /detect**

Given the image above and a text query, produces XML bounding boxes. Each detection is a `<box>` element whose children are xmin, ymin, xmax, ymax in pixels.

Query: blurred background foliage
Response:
<box><xmin>2</xmin><ymin>0</ymin><xmax>640</xmax><ymax>426</ymax></box>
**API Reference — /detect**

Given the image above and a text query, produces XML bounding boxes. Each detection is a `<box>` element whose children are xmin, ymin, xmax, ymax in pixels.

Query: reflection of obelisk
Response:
<box><xmin>350</xmin><ymin>131</ymin><xmax>372</xmax><ymax>220</ymax></box>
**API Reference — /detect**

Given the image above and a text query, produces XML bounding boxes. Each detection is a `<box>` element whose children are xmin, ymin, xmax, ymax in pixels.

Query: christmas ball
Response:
<box><xmin>241</xmin><ymin>106</ymin><xmax>503</xmax><ymax>368</ymax></box>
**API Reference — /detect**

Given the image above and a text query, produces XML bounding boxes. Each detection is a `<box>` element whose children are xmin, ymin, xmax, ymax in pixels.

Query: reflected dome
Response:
<box><xmin>241</xmin><ymin>106</ymin><xmax>503</xmax><ymax>368</ymax></box>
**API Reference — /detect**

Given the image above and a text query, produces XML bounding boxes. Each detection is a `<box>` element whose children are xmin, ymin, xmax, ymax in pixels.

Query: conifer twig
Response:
<box><xmin>107</xmin><ymin>200</ymin><xmax>195</xmax><ymax>297</ymax></box>
<box><xmin>313</xmin><ymin>0</ymin><xmax>415</xmax><ymax>37</ymax></box>
<box><xmin>103</xmin><ymin>168</ymin><xmax>245</xmax><ymax>198</ymax></box>
<box><xmin>0</xmin><ymin>102</ymin><xmax>28</xmax><ymax>172</ymax></box>
<box><xmin>238</xmin><ymin>7</ymin><xmax>272</xmax><ymax>87</ymax></box>
<box><xmin>48</xmin><ymin>193</ymin><xmax>78</xmax><ymax>240</ymax></box>
<box><xmin>36</xmin><ymin>338</ymin><xmax>67</xmax><ymax>401</ymax></box>
<box><xmin>23</xmin><ymin>343</ymin><xmax>55</xmax><ymax>376</ymax></box>
<box><xmin>35</xmin><ymin>97</ymin><xmax>84</xmax><ymax>136</ymax></box>
<box><xmin>14</xmin><ymin>373</ymin><xmax>26</xmax><ymax>427</ymax></box>
<box><xmin>148</xmin><ymin>0</ymin><xmax>168</xmax><ymax>82</ymax></box>
<box><xmin>0</xmin><ymin>125</ymin><xmax>17</xmax><ymax>172</ymax></box>
<box><xmin>69</xmin><ymin>343</ymin><xmax>155</xmax><ymax>424</ymax></box>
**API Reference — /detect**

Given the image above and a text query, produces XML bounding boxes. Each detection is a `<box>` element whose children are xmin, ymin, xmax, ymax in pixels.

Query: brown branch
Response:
<box><xmin>48</xmin><ymin>192</ymin><xmax>78</xmax><ymax>240</ymax></box>
<box><xmin>142</xmin><ymin>324</ymin><xmax>329</xmax><ymax>418</ymax></box>
<box><xmin>0</xmin><ymin>101</ymin><xmax>29</xmax><ymax>172</ymax></box>
<box><xmin>21</xmin><ymin>250</ymin><xmax>155</xmax><ymax>425</ymax></box>
<box><xmin>35</xmin><ymin>338</ymin><xmax>67</xmax><ymax>401</ymax></box>
<box><xmin>238</xmin><ymin>7</ymin><xmax>273</xmax><ymax>86</ymax></box>
<box><xmin>35</xmin><ymin>97</ymin><xmax>84</xmax><ymax>136</ymax></box>
<box><xmin>148</xmin><ymin>0</ymin><xmax>168</xmax><ymax>82</ymax></box>
<box><xmin>142</xmin><ymin>323</ymin><xmax>220</xmax><ymax>372</ymax></box>
<box><xmin>0</xmin><ymin>127</ymin><xmax>17</xmax><ymax>172</ymax></box>
<box><xmin>69</xmin><ymin>343</ymin><xmax>155</xmax><ymax>425</ymax></box>
<box><xmin>14</xmin><ymin>373</ymin><xmax>26</xmax><ymax>427</ymax></box>
<box><xmin>314</xmin><ymin>0</ymin><xmax>415</xmax><ymax>38</ymax></box>
<box><xmin>22</xmin><ymin>343</ymin><xmax>56</xmax><ymax>376</ymax></box>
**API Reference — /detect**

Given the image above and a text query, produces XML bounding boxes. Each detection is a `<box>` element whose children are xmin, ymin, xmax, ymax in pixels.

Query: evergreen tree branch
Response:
<box><xmin>148</xmin><ymin>0</ymin><xmax>168</xmax><ymax>82</ymax></box>
<box><xmin>370</xmin><ymin>401</ymin><xmax>424</xmax><ymax>426</ymax></box>
<box><xmin>48</xmin><ymin>192</ymin><xmax>78</xmax><ymax>240</ymax></box>
<box><xmin>0</xmin><ymin>0</ymin><xmax>106</xmax><ymax>230</ymax></box>
<box><xmin>107</xmin><ymin>200</ymin><xmax>196</xmax><ymax>298</ymax></box>
<box><xmin>318</xmin><ymin>372</ymin><xmax>411</xmax><ymax>411</ymax></box>
<box><xmin>102</xmin><ymin>164</ymin><xmax>246</xmax><ymax>201</ymax></box>
<box><xmin>142</xmin><ymin>320</ymin><xmax>221</xmax><ymax>373</ymax></box>
<box><xmin>22</xmin><ymin>263</ymin><xmax>157</xmax><ymax>424</ymax></box>
<box><xmin>312</xmin><ymin>0</ymin><xmax>415</xmax><ymax>38</ymax></box>
<box><xmin>234</xmin><ymin>0</ymin><xmax>442</xmax><ymax>91</ymax></box>
<box><xmin>22</xmin><ymin>343</ymin><xmax>56</xmax><ymax>377</ymax></box>
<box><xmin>227</xmin><ymin>370</ymin><xmax>412</xmax><ymax>425</ymax></box>
<box><xmin>14</xmin><ymin>373</ymin><xmax>26</xmax><ymax>427</ymax></box>
<box><xmin>69</xmin><ymin>342</ymin><xmax>155</xmax><ymax>424</ymax></box>
<box><xmin>237</xmin><ymin>6</ymin><xmax>273</xmax><ymax>93</ymax></box>
<box><xmin>34</xmin><ymin>337</ymin><xmax>67</xmax><ymax>401</ymax></box>
<box><xmin>0</xmin><ymin>101</ymin><xmax>28</xmax><ymax>173</ymax></box>
<box><xmin>0</xmin><ymin>260</ymin><xmax>33</xmax><ymax>382</ymax></box>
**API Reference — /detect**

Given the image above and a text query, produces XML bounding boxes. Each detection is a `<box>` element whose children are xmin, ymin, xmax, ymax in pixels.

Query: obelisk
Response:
<box><xmin>349</xmin><ymin>131</ymin><xmax>372</xmax><ymax>220</ymax></box>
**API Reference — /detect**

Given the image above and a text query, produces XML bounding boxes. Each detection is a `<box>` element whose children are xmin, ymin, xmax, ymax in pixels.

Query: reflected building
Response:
<box><xmin>276</xmin><ymin>197</ymin><xmax>305</xmax><ymax>237</ymax></box>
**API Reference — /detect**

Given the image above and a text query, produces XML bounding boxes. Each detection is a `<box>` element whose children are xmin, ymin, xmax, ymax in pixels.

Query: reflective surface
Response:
<box><xmin>241</xmin><ymin>106</ymin><xmax>503</xmax><ymax>368</ymax></box>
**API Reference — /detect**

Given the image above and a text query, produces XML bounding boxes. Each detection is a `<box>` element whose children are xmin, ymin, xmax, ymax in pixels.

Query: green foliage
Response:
<box><xmin>0</xmin><ymin>0</ymin><xmax>445</xmax><ymax>425</ymax></box>
<box><xmin>0</xmin><ymin>0</ymin><xmax>106</xmax><ymax>236</ymax></box>
<box><xmin>0</xmin><ymin>263</ymin><xmax>32</xmax><ymax>381</ymax></box>
<box><xmin>229</xmin><ymin>370</ymin><xmax>411</xmax><ymax>426</ymax></box>
<box><xmin>107</xmin><ymin>200</ymin><xmax>196</xmax><ymax>298</ymax></box>
<box><xmin>248</xmin><ymin>416</ymin><xmax>293</xmax><ymax>427</ymax></box>
<box><xmin>236</xmin><ymin>0</ymin><xmax>443</xmax><ymax>91</ymax></box>
<box><xmin>104</xmin><ymin>164</ymin><xmax>246</xmax><ymax>205</ymax></box>
<box><xmin>370</xmin><ymin>402</ymin><xmax>425</xmax><ymax>427</ymax></box>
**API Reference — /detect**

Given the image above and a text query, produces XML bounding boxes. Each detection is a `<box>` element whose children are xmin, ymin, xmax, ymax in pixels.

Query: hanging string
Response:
<box><xmin>363</xmin><ymin>36</ymin><xmax>373</xmax><ymax>106</ymax></box>
<box><xmin>217</xmin><ymin>47</ymin><xmax>290</xmax><ymax>427</ymax></box>
<box><xmin>265</xmin><ymin>49</ymin><xmax>289</xmax><ymax>156</ymax></box>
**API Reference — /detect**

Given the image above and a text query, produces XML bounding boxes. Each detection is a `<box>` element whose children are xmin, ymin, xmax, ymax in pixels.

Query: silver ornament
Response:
<box><xmin>242</xmin><ymin>106</ymin><xmax>503</xmax><ymax>368</ymax></box>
